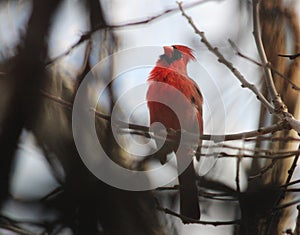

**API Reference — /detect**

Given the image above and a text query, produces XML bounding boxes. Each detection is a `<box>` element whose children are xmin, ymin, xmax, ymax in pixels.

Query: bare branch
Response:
<box><xmin>217</xmin><ymin>151</ymin><xmax>300</xmax><ymax>160</ymax></box>
<box><xmin>274</xmin><ymin>144</ymin><xmax>300</xmax><ymax>207</ymax></box>
<box><xmin>228</xmin><ymin>39</ymin><xmax>262</xmax><ymax>66</ymax></box>
<box><xmin>40</xmin><ymin>89</ymin><xmax>73</xmax><ymax>109</ymax></box>
<box><xmin>284</xmin><ymin>145</ymin><xmax>300</xmax><ymax>185</ymax></box>
<box><xmin>0</xmin><ymin>224</ymin><xmax>35</xmax><ymax>235</ymax></box>
<box><xmin>278</xmin><ymin>53</ymin><xmax>300</xmax><ymax>60</ymax></box>
<box><xmin>252</xmin><ymin>1</ymin><xmax>300</xmax><ymax>133</ymax></box>
<box><xmin>228</xmin><ymin>39</ymin><xmax>300</xmax><ymax>91</ymax></box>
<box><xmin>274</xmin><ymin>199</ymin><xmax>300</xmax><ymax>212</ymax></box>
<box><xmin>280</xmin><ymin>179</ymin><xmax>300</xmax><ymax>188</ymax></box>
<box><xmin>178</xmin><ymin>1</ymin><xmax>300</xmax><ymax>133</ymax></box>
<box><xmin>252</xmin><ymin>0</ymin><xmax>283</xmax><ymax>111</ymax></box>
<box><xmin>245</xmin><ymin>136</ymin><xmax>300</xmax><ymax>143</ymax></box>
<box><xmin>177</xmin><ymin>2</ymin><xmax>274</xmax><ymax>113</ymax></box>
<box><xmin>46</xmin><ymin>0</ymin><xmax>207</xmax><ymax>65</ymax></box>
<box><xmin>156</xmin><ymin>205</ymin><xmax>240</xmax><ymax>225</ymax></box>
<box><xmin>157</xmin><ymin>186</ymin><xmax>238</xmax><ymax>202</ymax></box>
<box><xmin>248</xmin><ymin>159</ymin><xmax>277</xmax><ymax>180</ymax></box>
<box><xmin>236</xmin><ymin>154</ymin><xmax>241</xmax><ymax>192</ymax></box>
<box><xmin>0</xmin><ymin>214</ymin><xmax>44</xmax><ymax>235</ymax></box>
<box><xmin>214</xmin><ymin>121</ymin><xmax>289</xmax><ymax>141</ymax></box>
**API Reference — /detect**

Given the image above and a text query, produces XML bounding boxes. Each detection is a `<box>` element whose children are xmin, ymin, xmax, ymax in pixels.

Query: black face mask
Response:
<box><xmin>160</xmin><ymin>48</ymin><xmax>182</xmax><ymax>64</ymax></box>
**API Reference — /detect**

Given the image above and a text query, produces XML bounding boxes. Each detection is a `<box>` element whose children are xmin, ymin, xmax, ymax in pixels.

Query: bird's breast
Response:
<box><xmin>147</xmin><ymin>74</ymin><xmax>202</xmax><ymax>133</ymax></box>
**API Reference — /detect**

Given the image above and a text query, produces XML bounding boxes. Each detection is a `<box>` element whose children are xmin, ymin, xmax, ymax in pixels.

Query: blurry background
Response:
<box><xmin>0</xmin><ymin>0</ymin><xmax>299</xmax><ymax>234</ymax></box>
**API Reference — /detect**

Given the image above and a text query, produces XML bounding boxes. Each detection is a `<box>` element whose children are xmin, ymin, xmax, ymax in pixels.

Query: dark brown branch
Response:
<box><xmin>157</xmin><ymin>185</ymin><xmax>238</xmax><ymax>201</ymax></box>
<box><xmin>285</xmin><ymin>189</ymin><xmax>300</xmax><ymax>193</ymax></box>
<box><xmin>217</xmin><ymin>151</ymin><xmax>299</xmax><ymax>160</ymax></box>
<box><xmin>284</xmin><ymin>145</ymin><xmax>300</xmax><ymax>185</ymax></box>
<box><xmin>248</xmin><ymin>159</ymin><xmax>277</xmax><ymax>180</ymax></box>
<box><xmin>200</xmin><ymin>192</ymin><xmax>237</xmax><ymax>202</ymax></box>
<box><xmin>244</xmin><ymin>136</ymin><xmax>300</xmax><ymax>143</ymax></box>
<box><xmin>156</xmin><ymin>205</ymin><xmax>240</xmax><ymax>226</ymax></box>
<box><xmin>275</xmin><ymin>144</ymin><xmax>300</xmax><ymax>207</ymax></box>
<box><xmin>236</xmin><ymin>153</ymin><xmax>242</xmax><ymax>193</ymax></box>
<box><xmin>274</xmin><ymin>199</ymin><xmax>300</xmax><ymax>212</ymax></box>
<box><xmin>278</xmin><ymin>53</ymin><xmax>300</xmax><ymax>60</ymax></box>
<box><xmin>0</xmin><ymin>214</ymin><xmax>48</xmax><ymax>235</ymax></box>
<box><xmin>0</xmin><ymin>0</ymin><xmax>61</xmax><ymax>208</ymax></box>
<box><xmin>0</xmin><ymin>224</ymin><xmax>35</xmax><ymax>235</ymax></box>
<box><xmin>280</xmin><ymin>179</ymin><xmax>300</xmax><ymax>188</ymax></box>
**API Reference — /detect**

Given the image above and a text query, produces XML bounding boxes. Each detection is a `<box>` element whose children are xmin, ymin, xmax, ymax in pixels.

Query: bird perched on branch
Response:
<box><xmin>147</xmin><ymin>45</ymin><xmax>203</xmax><ymax>222</ymax></box>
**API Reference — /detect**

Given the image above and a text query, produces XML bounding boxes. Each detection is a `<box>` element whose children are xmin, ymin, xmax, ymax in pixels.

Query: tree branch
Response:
<box><xmin>178</xmin><ymin>1</ymin><xmax>300</xmax><ymax>133</ymax></box>
<box><xmin>156</xmin><ymin>205</ymin><xmax>240</xmax><ymax>225</ymax></box>
<box><xmin>46</xmin><ymin>0</ymin><xmax>208</xmax><ymax>65</ymax></box>
<box><xmin>278</xmin><ymin>53</ymin><xmax>300</xmax><ymax>60</ymax></box>
<box><xmin>177</xmin><ymin>1</ymin><xmax>274</xmax><ymax>114</ymax></box>
<box><xmin>252</xmin><ymin>0</ymin><xmax>283</xmax><ymax>111</ymax></box>
<box><xmin>228</xmin><ymin>39</ymin><xmax>300</xmax><ymax>91</ymax></box>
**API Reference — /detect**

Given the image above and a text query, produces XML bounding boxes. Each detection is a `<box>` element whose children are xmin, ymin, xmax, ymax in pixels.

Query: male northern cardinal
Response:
<box><xmin>147</xmin><ymin>45</ymin><xmax>203</xmax><ymax>222</ymax></box>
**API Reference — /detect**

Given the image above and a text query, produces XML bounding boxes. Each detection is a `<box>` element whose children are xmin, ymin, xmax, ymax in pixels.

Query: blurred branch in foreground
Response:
<box><xmin>0</xmin><ymin>0</ymin><xmax>61</xmax><ymax>209</ymax></box>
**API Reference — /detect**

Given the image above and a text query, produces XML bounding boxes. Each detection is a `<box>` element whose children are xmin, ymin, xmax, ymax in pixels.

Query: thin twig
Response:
<box><xmin>244</xmin><ymin>136</ymin><xmax>300</xmax><ymax>143</ymax></box>
<box><xmin>285</xmin><ymin>145</ymin><xmax>300</xmax><ymax>185</ymax></box>
<box><xmin>46</xmin><ymin>0</ymin><xmax>207</xmax><ymax>65</ymax></box>
<box><xmin>275</xmin><ymin>144</ymin><xmax>300</xmax><ymax>206</ymax></box>
<box><xmin>278</xmin><ymin>53</ymin><xmax>300</xmax><ymax>60</ymax></box>
<box><xmin>156</xmin><ymin>205</ymin><xmax>240</xmax><ymax>225</ymax></box>
<box><xmin>228</xmin><ymin>39</ymin><xmax>300</xmax><ymax>91</ymax></box>
<box><xmin>156</xmin><ymin>185</ymin><xmax>179</xmax><ymax>191</ymax></box>
<box><xmin>200</xmin><ymin>192</ymin><xmax>238</xmax><ymax>202</ymax></box>
<box><xmin>236</xmin><ymin>149</ymin><xmax>242</xmax><ymax>192</ymax></box>
<box><xmin>248</xmin><ymin>159</ymin><xmax>277</xmax><ymax>180</ymax></box>
<box><xmin>280</xmin><ymin>179</ymin><xmax>300</xmax><ymax>188</ymax></box>
<box><xmin>274</xmin><ymin>198</ymin><xmax>300</xmax><ymax>212</ymax></box>
<box><xmin>0</xmin><ymin>214</ymin><xmax>44</xmax><ymax>235</ymax></box>
<box><xmin>156</xmin><ymin>186</ymin><xmax>238</xmax><ymax>201</ymax></box>
<box><xmin>217</xmin><ymin>151</ymin><xmax>300</xmax><ymax>160</ymax></box>
<box><xmin>0</xmin><ymin>224</ymin><xmax>35</xmax><ymax>235</ymax></box>
<box><xmin>252</xmin><ymin>0</ymin><xmax>282</xmax><ymax>110</ymax></box>
<box><xmin>285</xmin><ymin>189</ymin><xmax>300</xmax><ymax>193</ymax></box>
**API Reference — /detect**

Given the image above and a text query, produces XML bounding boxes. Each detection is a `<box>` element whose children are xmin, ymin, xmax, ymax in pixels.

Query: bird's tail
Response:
<box><xmin>178</xmin><ymin>160</ymin><xmax>200</xmax><ymax>223</ymax></box>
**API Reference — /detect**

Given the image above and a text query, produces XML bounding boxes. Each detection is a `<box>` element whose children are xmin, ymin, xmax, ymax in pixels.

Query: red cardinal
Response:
<box><xmin>147</xmin><ymin>45</ymin><xmax>203</xmax><ymax>222</ymax></box>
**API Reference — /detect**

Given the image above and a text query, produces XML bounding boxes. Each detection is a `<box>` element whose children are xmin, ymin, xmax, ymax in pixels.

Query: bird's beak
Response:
<box><xmin>163</xmin><ymin>46</ymin><xmax>173</xmax><ymax>58</ymax></box>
